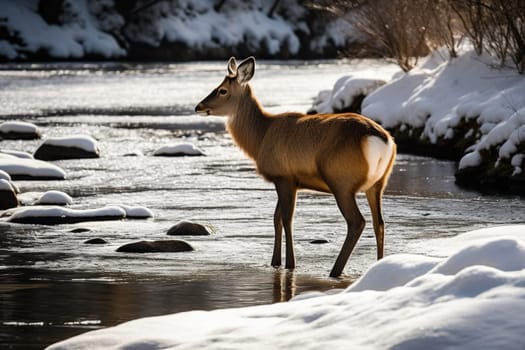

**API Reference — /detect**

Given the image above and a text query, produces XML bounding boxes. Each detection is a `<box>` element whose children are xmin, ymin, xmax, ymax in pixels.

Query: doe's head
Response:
<box><xmin>195</xmin><ymin>57</ymin><xmax>255</xmax><ymax>116</ymax></box>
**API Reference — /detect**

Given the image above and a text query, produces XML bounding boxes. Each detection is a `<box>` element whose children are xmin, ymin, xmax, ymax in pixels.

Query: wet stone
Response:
<box><xmin>0</xmin><ymin>188</ymin><xmax>19</xmax><ymax>210</ymax></box>
<box><xmin>309</xmin><ymin>239</ymin><xmax>329</xmax><ymax>244</ymax></box>
<box><xmin>116</xmin><ymin>240</ymin><xmax>194</xmax><ymax>253</ymax></box>
<box><xmin>167</xmin><ymin>221</ymin><xmax>211</xmax><ymax>236</ymax></box>
<box><xmin>34</xmin><ymin>144</ymin><xmax>100</xmax><ymax>161</ymax></box>
<box><xmin>70</xmin><ymin>228</ymin><xmax>92</xmax><ymax>233</ymax></box>
<box><xmin>84</xmin><ymin>238</ymin><xmax>108</xmax><ymax>244</ymax></box>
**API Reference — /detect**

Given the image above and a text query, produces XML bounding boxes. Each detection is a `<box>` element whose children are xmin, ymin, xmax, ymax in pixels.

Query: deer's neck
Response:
<box><xmin>227</xmin><ymin>86</ymin><xmax>272</xmax><ymax>160</ymax></box>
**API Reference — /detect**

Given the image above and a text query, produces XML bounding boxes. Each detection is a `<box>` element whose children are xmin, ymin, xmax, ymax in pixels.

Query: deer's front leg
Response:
<box><xmin>271</xmin><ymin>200</ymin><xmax>282</xmax><ymax>267</ymax></box>
<box><xmin>274</xmin><ymin>178</ymin><xmax>297</xmax><ymax>270</ymax></box>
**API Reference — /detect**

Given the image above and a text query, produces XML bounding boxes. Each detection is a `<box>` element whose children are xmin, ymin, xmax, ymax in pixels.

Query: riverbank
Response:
<box><xmin>310</xmin><ymin>48</ymin><xmax>525</xmax><ymax>194</ymax></box>
<box><xmin>0</xmin><ymin>0</ymin><xmax>363</xmax><ymax>62</ymax></box>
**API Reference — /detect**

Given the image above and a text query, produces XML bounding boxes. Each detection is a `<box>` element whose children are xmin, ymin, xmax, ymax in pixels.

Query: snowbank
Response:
<box><xmin>0</xmin><ymin>0</ymin><xmax>361</xmax><ymax>61</ymax></box>
<box><xmin>312</xmin><ymin>47</ymin><xmax>525</xmax><ymax>191</ymax></box>
<box><xmin>0</xmin><ymin>0</ymin><xmax>125</xmax><ymax>60</ymax></box>
<box><xmin>309</xmin><ymin>75</ymin><xmax>387</xmax><ymax>114</ymax></box>
<box><xmin>47</xmin><ymin>225</ymin><xmax>525</xmax><ymax>350</ymax></box>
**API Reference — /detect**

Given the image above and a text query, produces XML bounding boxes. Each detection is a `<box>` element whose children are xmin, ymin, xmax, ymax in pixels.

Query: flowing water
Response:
<box><xmin>1</xmin><ymin>60</ymin><xmax>524</xmax><ymax>349</ymax></box>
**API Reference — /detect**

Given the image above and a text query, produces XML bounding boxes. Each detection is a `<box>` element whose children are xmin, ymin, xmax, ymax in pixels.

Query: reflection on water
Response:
<box><xmin>0</xmin><ymin>267</ymin><xmax>350</xmax><ymax>349</ymax></box>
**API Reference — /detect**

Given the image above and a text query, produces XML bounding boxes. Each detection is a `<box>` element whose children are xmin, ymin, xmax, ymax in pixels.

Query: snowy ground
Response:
<box><xmin>47</xmin><ymin>225</ymin><xmax>525</xmax><ymax>349</ymax></box>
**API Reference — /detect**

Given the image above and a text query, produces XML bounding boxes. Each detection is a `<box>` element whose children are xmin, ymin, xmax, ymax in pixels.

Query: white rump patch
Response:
<box><xmin>360</xmin><ymin>136</ymin><xmax>394</xmax><ymax>192</ymax></box>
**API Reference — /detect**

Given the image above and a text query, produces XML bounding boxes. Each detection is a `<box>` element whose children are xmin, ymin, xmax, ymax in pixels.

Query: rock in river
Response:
<box><xmin>116</xmin><ymin>240</ymin><xmax>194</xmax><ymax>253</ymax></box>
<box><xmin>84</xmin><ymin>238</ymin><xmax>108</xmax><ymax>244</ymax></box>
<box><xmin>0</xmin><ymin>179</ymin><xmax>19</xmax><ymax>210</ymax></box>
<box><xmin>34</xmin><ymin>135</ymin><xmax>100</xmax><ymax>161</ymax></box>
<box><xmin>167</xmin><ymin>220</ymin><xmax>211</xmax><ymax>236</ymax></box>
<box><xmin>0</xmin><ymin>121</ymin><xmax>41</xmax><ymax>140</ymax></box>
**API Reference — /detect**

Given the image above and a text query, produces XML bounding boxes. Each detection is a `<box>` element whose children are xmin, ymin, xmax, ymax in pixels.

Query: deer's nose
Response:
<box><xmin>195</xmin><ymin>103</ymin><xmax>210</xmax><ymax>116</ymax></box>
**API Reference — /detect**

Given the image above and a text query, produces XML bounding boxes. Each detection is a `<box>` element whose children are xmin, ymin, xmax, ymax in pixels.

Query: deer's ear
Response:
<box><xmin>236</xmin><ymin>57</ymin><xmax>255</xmax><ymax>84</ymax></box>
<box><xmin>227</xmin><ymin>57</ymin><xmax>237</xmax><ymax>77</ymax></box>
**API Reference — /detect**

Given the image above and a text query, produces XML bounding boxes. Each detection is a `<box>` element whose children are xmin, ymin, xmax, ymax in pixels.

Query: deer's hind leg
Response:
<box><xmin>366</xmin><ymin>182</ymin><xmax>386</xmax><ymax>260</ymax></box>
<box><xmin>330</xmin><ymin>191</ymin><xmax>365</xmax><ymax>278</ymax></box>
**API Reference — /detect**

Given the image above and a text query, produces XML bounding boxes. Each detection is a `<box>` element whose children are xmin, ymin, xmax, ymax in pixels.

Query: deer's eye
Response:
<box><xmin>218</xmin><ymin>88</ymin><xmax>228</xmax><ymax>96</ymax></box>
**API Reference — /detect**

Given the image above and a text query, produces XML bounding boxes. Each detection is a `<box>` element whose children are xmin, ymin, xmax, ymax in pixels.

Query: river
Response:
<box><xmin>1</xmin><ymin>60</ymin><xmax>524</xmax><ymax>349</ymax></box>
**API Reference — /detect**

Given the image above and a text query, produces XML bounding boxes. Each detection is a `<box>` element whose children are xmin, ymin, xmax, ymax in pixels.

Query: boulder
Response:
<box><xmin>116</xmin><ymin>240</ymin><xmax>194</xmax><ymax>253</ymax></box>
<box><xmin>167</xmin><ymin>220</ymin><xmax>211</xmax><ymax>236</ymax></box>
<box><xmin>34</xmin><ymin>135</ymin><xmax>100</xmax><ymax>161</ymax></box>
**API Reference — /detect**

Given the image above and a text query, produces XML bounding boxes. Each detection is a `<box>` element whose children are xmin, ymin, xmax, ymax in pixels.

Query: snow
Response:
<box><xmin>41</xmin><ymin>135</ymin><xmax>99</xmax><ymax>153</ymax></box>
<box><xmin>0</xmin><ymin>0</ymin><xmax>125</xmax><ymax>59</ymax></box>
<box><xmin>0</xmin><ymin>156</ymin><xmax>66</xmax><ymax>179</ymax></box>
<box><xmin>0</xmin><ymin>0</ymin><xmax>361</xmax><ymax>61</ymax></box>
<box><xmin>116</xmin><ymin>205</ymin><xmax>154</xmax><ymax>218</ymax></box>
<box><xmin>47</xmin><ymin>225</ymin><xmax>525</xmax><ymax>350</ymax></box>
<box><xmin>1</xmin><ymin>149</ymin><xmax>34</xmax><ymax>159</ymax></box>
<box><xmin>313</xmin><ymin>45</ymin><xmax>525</xmax><ymax>177</ymax></box>
<box><xmin>362</xmin><ymin>49</ymin><xmax>525</xmax><ymax>172</ymax></box>
<box><xmin>0</xmin><ymin>121</ymin><xmax>40</xmax><ymax>135</ymax></box>
<box><xmin>35</xmin><ymin>191</ymin><xmax>73</xmax><ymax>205</ymax></box>
<box><xmin>153</xmin><ymin>143</ymin><xmax>204</xmax><ymax>156</ymax></box>
<box><xmin>0</xmin><ymin>178</ymin><xmax>15</xmax><ymax>191</ymax></box>
<box><xmin>0</xmin><ymin>169</ymin><xmax>12</xmax><ymax>181</ymax></box>
<box><xmin>310</xmin><ymin>75</ymin><xmax>387</xmax><ymax>113</ymax></box>
<box><xmin>7</xmin><ymin>206</ymin><xmax>126</xmax><ymax>221</ymax></box>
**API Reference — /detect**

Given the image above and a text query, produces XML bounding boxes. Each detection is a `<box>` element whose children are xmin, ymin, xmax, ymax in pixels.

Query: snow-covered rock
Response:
<box><xmin>0</xmin><ymin>121</ymin><xmax>41</xmax><ymax>139</ymax></box>
<box><xmin>34</xmin><ymin>191</ymin><xmax>73</xmax><ymax>206</ymax></box>
<box><xmin>0</xmin><ymin>169</ymin><xmax>11</xmax><ymax>181</ymax></box>
<box><xmin>0</xmin><ymin>155</ymin><xmax>66</xmax><ymax>180</ymax></box>
<box><xmin>0</xmin><ymin>149</ymin><xmax>34</xmax><ymax>159</ymax></box>
<box><xmin>116</xmin><ymin>205</ymin><xmax>153</xmax><ymax>219</ymax></box>
<box><xmin>153</xmin><ymin>143</ymin><xmax>204</xmax><ymax>157</ymax></box>
<box><xmin>47</xmin><ymin>225</ymin><xmax>525</xmax><ymax>350</ymax></box>
<box><xmin>34</xmin><ymin>135</ymin><xmax>100</xmax><ymax>160</ymax></box>
<box><xmin>309</xmin><ymin>75</ymin><xmax>387</xmax><ymax>114</ymax></box>
<box><xmin>7</xmin><ymin>206</ymin><xmax>126</xmax><ymax>225</ymax></box>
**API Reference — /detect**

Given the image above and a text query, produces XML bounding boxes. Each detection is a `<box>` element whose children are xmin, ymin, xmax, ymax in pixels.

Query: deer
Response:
<box><xmin>195</xmin><ymin>57</ymin><xmax>396</xmax><ymax>277</ymax></box>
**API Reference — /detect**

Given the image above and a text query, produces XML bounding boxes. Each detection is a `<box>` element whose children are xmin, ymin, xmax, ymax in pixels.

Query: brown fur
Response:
<box><xmin>196</xmin><ymin>57</ymin><xmax>396</xmax><ymax>277</ymax></box>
